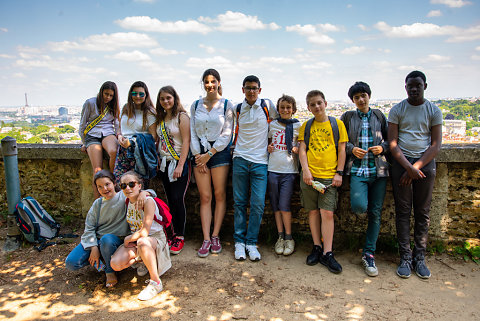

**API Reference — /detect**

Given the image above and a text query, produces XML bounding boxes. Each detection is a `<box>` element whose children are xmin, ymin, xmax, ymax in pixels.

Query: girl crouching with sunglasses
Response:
<box><xmin>110</xmin><ymin>171</ymin><xmax>171</xmax><ymax>301</ymax></box>
<box><xmin>65</xmin><ymin>170</ymin><xmax>154</xmax><ymax>288</ymax></box>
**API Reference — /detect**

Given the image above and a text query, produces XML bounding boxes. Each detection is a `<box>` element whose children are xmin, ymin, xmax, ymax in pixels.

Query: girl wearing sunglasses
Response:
<box><xmin>113</xmin><ymin>81</ymin><xmax>157</xmax><ymax>185</ymax></box>
<box><xmin>79</xmin><ymin>81</ymin><xmax>120</xmax><ymax>198</ymax></box>
<box><xmin>155</xmin><ymin>85</ymin><xmax>191</xmax><ymax>255</ymax></box>
<box><xmin>110</xmin><ymin>171</ymin><xmax>171</xmax><ymax>301</ymax></box>
<box><xmin>65</xmin><ymin>170</ymin><xmax>153</xmax><ymax>288</ymax></box>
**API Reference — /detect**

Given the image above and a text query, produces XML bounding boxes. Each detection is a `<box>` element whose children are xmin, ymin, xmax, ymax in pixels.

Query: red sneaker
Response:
<box><xmin>170</xmin><ymin>236</ymin><xmax>184</xmax><ymax>255</ymax></box>
<box><xmin>210</xmin><ymin>236</ymin><xmax>222</xmax><ymax>254</ymax></box>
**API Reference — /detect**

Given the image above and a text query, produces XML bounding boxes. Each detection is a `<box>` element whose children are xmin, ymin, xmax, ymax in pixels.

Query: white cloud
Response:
<box><xmin>133</xmin><ymin>0</ymin><xmax>155</xmax><ymax>3</ymax></box>
<box><xmin>0</xmin><ymin>28</ymin><xmax>7</xmax><ymax>32</ymax></box>
<box><xmin>347</xmin><ymin>4</ymin><xmax>353</xmax><ymax>8</ymax></box>
<box><xmin>213</xmin><ymin>11</ymin><xmax>280</xmax><ymax>32</ymax></box>
<box><xmin>111</xmin><ymin>50</ymin><xmax>151</xmax><ymax>61</ymax></box>
<box><xmin>0</xmin><ymin>54</ymin><xmax>15</xmax><ymax>59</ymax></box>
<box><xmin>374</xmin><ymin>21</ymin><xmax>480</xmax><ymax>42</ymax></box>
<box><xmin>150</xmin><ymin>47</ymin><xmax>182</xmax><ymax>55</ymax></box>
<box><xmin>471</xmin><ymin>54</ymin><xmax>480</xmax><ymax>60</ymax></box>
<box><xmin>185</xmin><ymin>56</ymin><xmax>233</xmax><ymax>68</ymax></box>
<box><xmin>476</xmin><ymin>46</ymin><xmax>480</xmax><ymax>51</ymax></box>
<box><xmin>199</xmin><ymin>44</ymin><xmax>215</xmax><ymax>54</ymax></box>
<box><xmin>422</xmin><ymin>54</ymin><xmax>451</xmax><ymax>62</ymax></box>
<box><xmin>259</xmin><ymin>57</ymin><xmax>295</xmax><ymax>64</ymax></box>
<box><xmin>15</xmin><ymin>57</ymin><xmax>108</xmax><ymax>74</ymax></box>
<box><xmin>430</xmin><ymin>0</ymin><xmax>472</xmax><ymax>8</ymax></box>
<box><xmin>427</xmin><ymin>10</ymin><xmax>443</xmax><ymax>17</ymax></box>
<box><xmin>358</xmin><ymin>24</ymin><xmax>368</xmax><ymax>31</ymax></box>
<box><xmin>341</xmin><ymin>46</ymin><xmax>366</xmax><ymax>55</ymax></box>
<box><xmin>49</xmin><ymin>32</ymin><xmax>158</xmax><ymax>52</ymax></box>
<box><xmin>317</xmin><ymin>23</ymin><xmax>341</xmax><ymax>32</ymax></box>
<box><xmin>115</xmin><ymin>16</ymin><xmax>211</xmax><ymax>34</ymax></box>
<box><xmin>378</xmin><ymin>48</ymin><xmax>391</xmax><ymax>53</ymax></box>
<box><xmin>398</xmin><ymin>65</ymin><xmax>423</xmax><ymax>71</ymax></box>
<box><xmin>301</xmin><ymin>62</ymin><xmax>332</xmax><ymax>70</ymax></box>
<box><xmin>286</xmin><ymin>24</ymin><xmax>337</xmax><ymax>44</ymax></box>
<box><xmin>13</xmin><ymin>72</ymin><xmax>26</xmax><ymax>78</ymax></box>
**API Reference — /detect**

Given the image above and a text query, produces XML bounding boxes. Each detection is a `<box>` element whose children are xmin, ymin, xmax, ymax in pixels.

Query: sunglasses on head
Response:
<box><xmin>120</xmin><ymin>181</ymin><xmax>138</xmax><ymax>189</ymax></box>
<box><xmin>131</xmin><ymin>91</ymin><xmax>146</xmax><ymax>98</ymax></box>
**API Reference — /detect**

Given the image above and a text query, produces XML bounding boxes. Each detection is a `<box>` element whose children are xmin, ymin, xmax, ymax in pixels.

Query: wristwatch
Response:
<box><xmin>207</xmin><ymin>150</ymin><xmax>214</xmax><ymax>157</ymax></box>
<box><xmin>336</xmin><ymin>170</ymin><xmax>344</xmax><ymax>176</ymax></box>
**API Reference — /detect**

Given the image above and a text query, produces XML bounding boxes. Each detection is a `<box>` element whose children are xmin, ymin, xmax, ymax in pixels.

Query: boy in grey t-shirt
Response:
<box><xmin>388</xmin><ymin>70</ymin><xmax>442</xmax><ymax>279</ymax></box>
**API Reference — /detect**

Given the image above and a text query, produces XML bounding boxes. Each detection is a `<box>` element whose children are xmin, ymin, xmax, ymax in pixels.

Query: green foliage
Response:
<box><xmin>428</xmin><ymin>240</ymin><xmax>446</xmax><ymax>255</ymax></box>
<box><xmin>452</xmin><ymin>241</ymin><xmax>480</xmax><ymax>264</ymax></box>
<box><xmin>437</xmin><ymin>99</ymin><xmax>480</xmax><ymax>122</ymax></box>
<box><xmin>31</xmin><ymin>125</ymin><xmax>50</xmax><ymax>136</ymax></box>
<box><xmin>27</xmin><ymin>136</ymin><xmax>42</xmax><ymax>143</ymax></box>
<box><xmin>56</xmin><ymin>125</ymin><xmax>75</xmax><ymax>134</ymax></box>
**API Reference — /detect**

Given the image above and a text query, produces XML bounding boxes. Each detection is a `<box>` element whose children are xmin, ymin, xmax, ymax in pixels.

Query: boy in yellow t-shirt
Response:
<box><xmin>298</xmin><ymin>90</ymin><xmax>348</xmax><ymax>274</ymax></box>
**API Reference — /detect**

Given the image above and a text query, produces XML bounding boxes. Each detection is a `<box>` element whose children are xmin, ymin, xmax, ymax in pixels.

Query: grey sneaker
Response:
<box><xmin>138</xmin><ymin>279</ymin><xmax>162</xmax><ymax>301</ymax></box>
<box><xmin>136</xmin><ymin>263</ymin><xmax>149</xmax><ymax>277</ymax></box>
<box><xmin>283</xmin><ymin>239</ymin><xmax>295</xmax><ymax>256</ymax></box>
<box><xmin>246</xmin><ymin>244</ymin><xmax>261</xmax><ymax>261</ymax></box>
<box><xmin>413</xmin><ymin>257</ymin><xmax>431</xmax><ymax>279</ymax></box>
<box><xmin>361</xmin><ymin>253</ymin><xmax>378</xmax><ymax>277</ymax></box>
<box><xmin>274</xmin><ymin>236</ymin><xmax>284</xmax><ymax>255</ymax></box>
<box><xmin>234</xmin><ymin>242</ymin><xmax>246</xmax><ymax>261</ymax></box>
<box><xmin>396</xmin><ymin>257</ymin><xmax>412</xmax><ymax>278</ymax></box>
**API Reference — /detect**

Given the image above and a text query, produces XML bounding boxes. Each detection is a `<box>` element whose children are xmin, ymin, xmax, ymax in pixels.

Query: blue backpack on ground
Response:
<box><xmin>15</xmin><ymin>196</ymin><xmax>61</xmax><ymax>250</ymax></box>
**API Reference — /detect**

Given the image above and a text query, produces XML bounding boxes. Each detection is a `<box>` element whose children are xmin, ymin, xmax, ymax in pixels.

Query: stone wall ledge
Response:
<box><xmin>10</xmin><ymin>143</ymin><xmax>480</xmax><ymax>162</ymax></box>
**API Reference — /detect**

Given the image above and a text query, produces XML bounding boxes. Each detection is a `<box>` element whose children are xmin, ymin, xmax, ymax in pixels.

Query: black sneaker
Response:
<box><xmin>319</xmin><ymin>251</ymin><xmax>342</xmax><ymax>274</ymax></box>
<box><xmin>396</xmin><ymin>256</ymin><xmax>412</xmax><ymax>278</ymax></box>
<box><xmin>413</xmin><ymin>256</ymin><xmax>431</xmax><ymax>279</ymax></box>
<box><xmin>306</xmin><ymin>245</ymin><xmax>322</xmax><ymax>266</ymax></box>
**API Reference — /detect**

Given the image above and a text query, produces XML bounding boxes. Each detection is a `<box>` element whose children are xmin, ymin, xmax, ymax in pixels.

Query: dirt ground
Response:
<box><xmin>0</xmin><ymin>230</ymin><xmax>479</xmax><ymax>321</ymax></box>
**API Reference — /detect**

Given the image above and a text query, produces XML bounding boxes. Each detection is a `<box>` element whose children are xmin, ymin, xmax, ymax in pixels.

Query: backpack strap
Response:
<box><xmin>260</xmin><ymin>99</ymin><xmax>271</xmax><ymax>123</ymax></box>
<box><xmin>194</xmin><ymin>99</ymin><xmax>200</xmax><ymax>111</ymax></box>
<box><xmin>233</xmin><ymin>103</ymin><xmax>243</xmax><ymax>145</ymax></box>
<box><xmin>328</xmin><ymin>116</ymin><xmax>339</xmax><ymax>156</ymax></box>
<box><xmin>304</xmin><ymin>117</ymin><xmax>315</xmax><ymax>152</ymax></box>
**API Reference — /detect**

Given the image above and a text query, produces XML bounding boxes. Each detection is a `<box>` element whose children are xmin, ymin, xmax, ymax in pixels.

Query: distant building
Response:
<box><xmin>444</xmin><ymin>119</ymin><xmax>466</xmax><ymax>136</ymax></box>
<box><xmin>58</xmin><ymin>107</ymin><xmax>68</xmax><ymax>116</ymax></box>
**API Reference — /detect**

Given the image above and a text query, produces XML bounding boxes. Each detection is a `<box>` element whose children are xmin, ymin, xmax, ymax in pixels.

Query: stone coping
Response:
<box><xmin>6</xmin><ymin>143</ymin><xmax>480</xmax><ymax>162</ymax></box>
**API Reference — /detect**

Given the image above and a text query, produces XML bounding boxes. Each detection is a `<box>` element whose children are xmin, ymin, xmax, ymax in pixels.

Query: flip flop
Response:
<box><xmin>105</xmin><ymin>273</ymin><xmax>118</xmax><ymax>288</ymax></box>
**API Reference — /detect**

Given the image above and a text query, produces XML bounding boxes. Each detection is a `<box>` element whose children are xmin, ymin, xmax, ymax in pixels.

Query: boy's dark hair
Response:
<box><xmin>348</xmin><ymin>81</ymin><xmax>371</xmax><ymax>100</ymax></box>
<box><xmin>242</xmin><ymin>75</ymin><xmax>261</xmax><ymax>88</ymax></box>
<box><xmin>405</xmin><ymin>70</ymin><xmax>426</xmax><ymax>83</ymax></box>
<box><xmin>277</xmin><ymin>94</ymin><xmax>297</xmax><ymax>114</ymax></box>
<box><xmin>306</xmin><ymin>90</ymin><xmax>326</xmax><ymax>104</ymax></box>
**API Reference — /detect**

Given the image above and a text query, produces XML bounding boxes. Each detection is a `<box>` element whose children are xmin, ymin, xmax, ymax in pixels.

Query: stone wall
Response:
<box><xmin>1</xmin><ymin>143</ymin><xmax>479</xmax><ymax>244</ymax></box>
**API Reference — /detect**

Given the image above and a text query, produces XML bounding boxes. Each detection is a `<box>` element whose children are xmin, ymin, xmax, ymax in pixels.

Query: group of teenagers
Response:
<box><xmin>65</xmin><ymin>68</ymin><xmax>442</xmax><ymax>301</ymax></box>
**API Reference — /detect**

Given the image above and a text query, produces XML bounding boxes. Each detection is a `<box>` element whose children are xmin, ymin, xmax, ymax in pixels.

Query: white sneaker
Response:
<box><xmin>138</xmin><ymin>279</ymin><xmax>163</xmax><ymax>301</ymax></box>
<box><xmin>274</xmin><ymin>236</ymin><xmax>284</xmax><ymax>255</ymax></box>
<box><xmin>246</xmin><ymin>244</ymin><xmax>261</xmax><ymax>261</ymax></box>
<box><xmin>136</xmin><ymin>263</ymin><xmax>148</xmax><ymax>277</ymax></box>
<box><xmin>234</xmin><ymin>242</ymin><xmax>246</xmax><ymax>261</ymax></box>
<box><xmin>283</xmin><ymin>239</ymin><xmax>295</xmax><ymax>256</ymax></box>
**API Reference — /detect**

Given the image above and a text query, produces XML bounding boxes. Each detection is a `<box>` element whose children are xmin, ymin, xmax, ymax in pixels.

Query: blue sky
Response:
<box><xmin>0</xmin><ymin>0</ymin><xmax>479</xmax><ymax>107</ymax></box>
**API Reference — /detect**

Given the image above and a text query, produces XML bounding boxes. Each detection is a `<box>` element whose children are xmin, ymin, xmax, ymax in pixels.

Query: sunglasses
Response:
<box><xmin>131</xmin><ymin>91</ymin><xmax>146</xmax><ymax>98</ymax></box>
<box><xmin>120</xmin><ymin>181</ymin><xmax>138</xmax><ymax>189</ymax></box>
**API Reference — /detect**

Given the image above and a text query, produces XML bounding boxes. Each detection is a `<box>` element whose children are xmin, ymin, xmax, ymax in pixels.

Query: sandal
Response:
<box><xmin>105</xmin><ymin>272</ymin><xmax>118</xmax><ymax>288</ymax></box>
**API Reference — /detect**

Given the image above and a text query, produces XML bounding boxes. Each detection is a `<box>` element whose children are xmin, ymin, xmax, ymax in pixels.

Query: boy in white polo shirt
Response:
<box><xmin>232</xmin><ymin>75</ymin><xmax>278</xmax><ymax>261</ymax></box>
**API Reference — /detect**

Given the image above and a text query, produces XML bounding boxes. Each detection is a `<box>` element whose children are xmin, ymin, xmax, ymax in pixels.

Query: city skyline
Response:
<box><xmin>1</xmin><ymin>0</ymin><xmax>479</xmax><ymax>107</ymax></box>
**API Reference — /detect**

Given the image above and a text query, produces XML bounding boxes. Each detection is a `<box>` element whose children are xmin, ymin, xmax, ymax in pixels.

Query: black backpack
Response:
<box><xmin>15</xmin><ymin>196</ymin><xmax>76</xmax><ymax>251</ymax></box>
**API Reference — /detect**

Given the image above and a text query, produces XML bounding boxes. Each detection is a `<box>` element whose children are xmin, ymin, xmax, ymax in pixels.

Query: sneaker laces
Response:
<box><xmin>171</xmin><ymin>237</ymin><xmax>182</xmax><ymax>248</ymax></box>
<box><xmin>400</xmin><ymin>258</ymin><xmax>412</xmax><ymax>268</ymax></box>
<box><xmin>365</xmin><ymin>254</ymin><xmax>376</xmax><ymax>268</ymax></box>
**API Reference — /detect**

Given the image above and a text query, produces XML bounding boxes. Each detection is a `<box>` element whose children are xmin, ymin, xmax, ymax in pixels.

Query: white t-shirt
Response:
<box><xmin>233</xmin><ymin>98</ymin><xmax>278</xmax><ymax>164</ymax></box>
<box><xmin>126</xmin><ymin>197</ymin><xmax>163</xmax><ymax>235</ymax></box>
<box><xmin>190</xmin><ymin>98</ymin><xmax>234</xmax><ymax>155</ymax></box>
<box><xmin>121</xmin><ymin>108</ymin><xmax>156</xmax><ymax>137</ymax></box>
<box><xmin>157</xmin><ymin>113</ymin><xmax>186</xmax><ymax>161</ymax></box>
<box><xmin>388</xmin><ymin>99</ymin><xmax>443</xmax><ymax>158</ymax></box>
<box><xmin>268</xmin><ymin>120</ymin><xmax>301</xmax><ymax>173</ymax></box>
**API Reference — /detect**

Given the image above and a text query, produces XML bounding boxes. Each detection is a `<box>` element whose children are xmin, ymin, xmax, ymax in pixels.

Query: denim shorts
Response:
<box><xmin>268</xmin><ymin>172</ymin><xmax>296</xmax><ymax>212</ymax></box>
<box><xmin>300</xmin><ymin>175</ymin><xmax>338</xmax><ymax>212</ymax></box>
<box><xmin>194</xmin><ymin>141</ymin><xmax>232</xmax><ymax>169</ymax></box>
<box><xmin>84</xmin><ymin>133</ymin><xmax>114</xmax><ymax>148</ymax></box>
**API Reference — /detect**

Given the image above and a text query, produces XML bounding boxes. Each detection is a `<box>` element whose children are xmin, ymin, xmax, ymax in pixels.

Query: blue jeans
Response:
<box><xmin>350</xmin><ymin>175</ymin><xmax>387</xmax><ymax>255</ymax></box>
<box><xmin>233</xmin><ymin>157</ymin><xmax>268</xmax><ymax>245</ymax></box>
<box><xmin>65</xmin><ymin>234</ymin><xmax>122</xmax><ymax>273</ymax></box>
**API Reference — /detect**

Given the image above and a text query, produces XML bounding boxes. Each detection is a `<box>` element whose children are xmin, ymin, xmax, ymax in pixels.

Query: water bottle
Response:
<box><xmin>94</xmin><ymin>260</ymin><xmax>106</xmax><ymax>272</ymax></box>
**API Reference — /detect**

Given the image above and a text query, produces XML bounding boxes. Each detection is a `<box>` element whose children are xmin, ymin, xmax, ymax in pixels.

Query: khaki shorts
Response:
<box><xmin>300</xmin><ymin>176</ymin><xmax>338</xmax><ymax>212</ymax></box>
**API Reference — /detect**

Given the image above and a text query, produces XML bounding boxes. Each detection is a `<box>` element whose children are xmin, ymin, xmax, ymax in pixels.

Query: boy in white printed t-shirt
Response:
<box><xmin>267</xmin><ymin>94</ymin><xmax>300</xmax><ymax>256</ymax></box>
